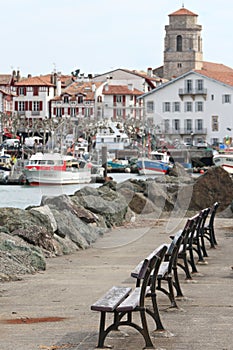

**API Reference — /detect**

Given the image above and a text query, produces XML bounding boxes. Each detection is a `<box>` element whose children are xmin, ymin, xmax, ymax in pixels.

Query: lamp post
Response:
<box><xmin>190</xmin><ymin>131</ymin><xmax>194</xmax><ymax>146</ymax></box>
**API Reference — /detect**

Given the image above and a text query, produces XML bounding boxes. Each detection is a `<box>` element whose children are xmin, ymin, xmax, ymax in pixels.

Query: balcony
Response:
<box><xmin>163</xmin><ymin>128</ymin><xmax>207</xmax><ymax>135</ymax></box>
<box><xmin>178</xmin><ymin>88</ymin><xmax>207</xmax><ymax>100</ymax></box>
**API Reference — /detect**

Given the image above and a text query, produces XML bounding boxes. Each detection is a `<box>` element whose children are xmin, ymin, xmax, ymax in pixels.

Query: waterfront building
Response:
<box><xmin>138</xmin><ymin>6</ymin><xmax>233</xmax><ymax>146</ymax></box>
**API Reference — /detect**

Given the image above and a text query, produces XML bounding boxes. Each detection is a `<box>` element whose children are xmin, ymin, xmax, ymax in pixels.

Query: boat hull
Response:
<box><xmin>24</xmin><ymin>168</ymin><xmax>91</xmax><ymax>186</ymax></box>
<box><xmin>137</xmin><ymin>158</ymin><xmax>169</xmax><ymax>175</ymax></box>
<box><xmin>213</xmin><ymin>154</ymin><xmax>233</xmax><ymax>174</ymax></box>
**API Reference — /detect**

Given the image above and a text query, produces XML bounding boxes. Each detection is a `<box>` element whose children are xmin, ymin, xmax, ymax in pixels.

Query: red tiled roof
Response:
<box><xmin>64</xmin><ymin>81</ymin><xmax>103</xmax><ymax>100</ymax></box>
<box><xmin>15</xmin><ymin>76</ymin><xmax>54</xmax><ymax>86</ymax></box>
<box><xmin>102</xmin><ymin>85</ymin><xmax>143</xmax><ymax>95</ymax></box>
<box><xmin>194</xmin><ymin>61</ymin><xmax>233</xmax><ymax>87</ymax></box>
<box><xmin>169</xmin><ymin>8</ymin><xmax>197</xmax><ymax>16</ymax></box>
<box><xmin>0</xmin><ymin>74</ymin><xmax>12</xmax><ymax>85</ymax></box>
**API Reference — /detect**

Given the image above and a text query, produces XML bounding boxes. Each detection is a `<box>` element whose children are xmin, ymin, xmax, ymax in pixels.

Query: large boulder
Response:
<box><xmin>0</xmin><ymin>232</ymin><xmax>46</xmax><ymax>281</ymax></box>
<box><xmin>189</xmin><ymin>166</ymin><xmax>233</xmax><ymax>211</ymax></box>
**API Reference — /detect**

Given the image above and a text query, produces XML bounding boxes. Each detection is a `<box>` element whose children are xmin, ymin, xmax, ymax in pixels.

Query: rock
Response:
<box><xmin>0</xmin><ymin>232</ymin><xmax>46</xmax><ymax>280</ymax></box>
<box><xmin>189</xmin><ymin>166</ymin><xmax>233</xmax><ymax>211</ymax></box>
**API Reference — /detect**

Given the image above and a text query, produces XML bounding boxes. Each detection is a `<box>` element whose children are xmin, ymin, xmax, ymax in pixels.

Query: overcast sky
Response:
<box><xmin>1</xmin><ymin>0</ymin><xmax>232</xmax><ymax>77</ymax></box>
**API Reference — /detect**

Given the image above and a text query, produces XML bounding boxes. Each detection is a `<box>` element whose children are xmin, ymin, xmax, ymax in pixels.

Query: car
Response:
<box><xmin>196</xmin><ymin>141</ymin><xmax>208</xmax><ymax>149</ymax></box>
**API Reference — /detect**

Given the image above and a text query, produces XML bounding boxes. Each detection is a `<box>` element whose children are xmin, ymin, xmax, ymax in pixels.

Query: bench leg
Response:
<box><xmin>96</xmin><ymin>311</ymin><xmax>108</xmax><ymax>348</ymax></box>
<box><xmin>177</xmin><ymin>257</ymin><xmax>193</xmax><ymax>280</ymax></box>
<box><xmin>146</xmin><ymin>292</ymin><xmax>165</xmax><ymax>331</ymax></box>
<box><xmin>173</xmin><ymin>267</ymin><xmax>183</xmax><ymax>297</ymax></box>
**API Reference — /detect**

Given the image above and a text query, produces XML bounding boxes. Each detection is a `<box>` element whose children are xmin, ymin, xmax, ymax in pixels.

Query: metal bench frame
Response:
<box><xmin>91</xmin><ymin>245</ymin><xmax>167</xmax><ymax>349</ymax></box>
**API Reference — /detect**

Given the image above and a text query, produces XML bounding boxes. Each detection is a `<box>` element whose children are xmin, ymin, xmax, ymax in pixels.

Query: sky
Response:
<box><xmin>1</xmin><ymin>0</ymin><xmax>233</xmax><ymax>77</ymax></box>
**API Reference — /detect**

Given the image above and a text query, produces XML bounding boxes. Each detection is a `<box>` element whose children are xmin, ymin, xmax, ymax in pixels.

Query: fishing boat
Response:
<box><xmin>23</xmin><ymin>152</ymin><xmax>92</xmax><ymax>185</ymax></box>
<box><xmin>212</xmin><ymin>151</ymin><xmax>233</xmax><ymax>174</ymax></box>
<box><xmin>137</xmin><ymin>151</ymin><xmax>173</xmax><ymax>175</ymax></box>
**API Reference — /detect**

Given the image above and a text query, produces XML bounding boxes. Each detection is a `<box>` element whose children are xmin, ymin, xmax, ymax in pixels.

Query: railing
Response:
<box><xmin>179</xmin><ymin>88</ymin><xmax>207</xmax><ymax>95</ymax></box>
<box><xmin>163</xmin><ymin>128</ymin><xmax>207</xmax><ymax>135</ymax></box>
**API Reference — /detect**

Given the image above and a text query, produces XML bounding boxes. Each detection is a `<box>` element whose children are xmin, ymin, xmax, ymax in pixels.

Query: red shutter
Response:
<box><xmin>68</xmin><ymin>108</ymin><xmax>70</xmax><ymax>115</ymax></box>
<box><xmin>113</xmin><ymin>95</ymin><xmax>116</xmax><ymax>106</ymax></box>
<box><xmin>123</xmin><ymin>95</ymin><xmax>126</xmax><ymax>106</ymax></box>
<box><xmin>82</xmin><ymin>108</ymin><xmax>85</xmax><ymax>115</ymax></box>
<box><xmin>15</xmin><ymin>101</ymin><xmax>18</xmax><ymax>111</ymax></box>
<box><xmin>24</xmin><ymin>87</ymin><xmax>27</xmax><ymax>95</ymax></box>
<box><xmin>39</xmin><ymin>101</ymin><xmax>43</xmax><ymax>111</ymax></box>
<box><xmin>29</xmin><ymin>101</ymin><xmax>32</xmax><ymax>111</ymax></box>
<box><xmin>53</xmin><ymin>108</ymin><xmax>56</xmax><ymax>116</ymax></box>
<box><xmin>25</xmin><ymin>101</ymin><xmax>28</xmax><ymax>110</ymax></box>
<box><xmin>76</xmin><ymin>107</ymin><xmax>79</xmax><ymax>115</ymax></box>
<box><xmin>62</xmin><ymin>108</ymin><xmax>64</xmax><ymax>115</ymax></box>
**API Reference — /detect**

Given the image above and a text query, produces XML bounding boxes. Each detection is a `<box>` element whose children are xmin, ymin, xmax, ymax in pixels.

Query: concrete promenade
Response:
<box><xmin>0</xmin><ymin>216</ymin><xmax>232</xmax><ymax>350</ymax></box>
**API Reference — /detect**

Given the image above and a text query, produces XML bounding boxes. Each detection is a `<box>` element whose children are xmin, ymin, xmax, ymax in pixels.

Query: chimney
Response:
<box><xmin>28</xmin><ymin>74</ymin><xmax>32</xmax><ymax>78</ymax></box>
<box><xmin>16</xmin><ymin>70</ymin><xmax>21</xmax><ymax>82</ymax></box>
<box><xmin>56</xmin><ymin>79</ymin><xmax>61</xmax><ymax>96</ymax></box>
<box><xmin>147</xmin><ymin>67</ymin><xmax>152</xmax><ymax>77</ymax></box>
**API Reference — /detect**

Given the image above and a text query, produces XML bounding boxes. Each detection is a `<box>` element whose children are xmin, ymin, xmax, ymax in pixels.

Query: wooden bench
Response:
<box><xmin>131</xmin><ymin>230</ymin><xmax>186</xmax><ymax>311</ymax></box>
<box><xmin>91</xmin><ymin>245</ymin><xmax>167</xmax><ymax>349</ymax></box>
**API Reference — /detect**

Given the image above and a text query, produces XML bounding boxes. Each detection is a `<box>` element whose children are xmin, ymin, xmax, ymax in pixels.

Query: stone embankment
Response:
<box><xmin>0</xmin><ymin>164</ymin><xmax>233</xmax><ymax>281</ymax></box>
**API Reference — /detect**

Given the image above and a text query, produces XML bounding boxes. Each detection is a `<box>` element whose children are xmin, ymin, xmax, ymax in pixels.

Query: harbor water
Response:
<box><xmin>0</xmin><ymin>172</ymin><xmax>154</xmax><ymax>209</ymax></box>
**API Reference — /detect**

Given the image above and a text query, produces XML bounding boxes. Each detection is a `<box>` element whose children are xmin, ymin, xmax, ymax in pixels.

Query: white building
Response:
<box><xmin>139</xmin><ymin>63</ymin><xmax>233</xmax><ymax>146</ymax></box>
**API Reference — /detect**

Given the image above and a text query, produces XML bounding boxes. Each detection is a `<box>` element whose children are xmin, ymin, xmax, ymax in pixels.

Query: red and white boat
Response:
<box><xmin>213</xmin><ymin>151</ymin><xmax>233</xmax><ymax>174</ymax></box>
<box><xmin>23</xmin><ymin>152</ymin><xmax>92</xmax><ymax>185</ymax></box>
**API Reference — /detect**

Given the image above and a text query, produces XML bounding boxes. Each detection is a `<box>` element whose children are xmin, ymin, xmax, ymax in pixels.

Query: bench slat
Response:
<box><xmin>91</xmin><ymin>286</ymin><xmax>132</xmax><ymax>312</ymax></box>
<box><xmin>116</xmin><ymin>286</ymin><xmax>150</xmax><ymax>312</ymax></box>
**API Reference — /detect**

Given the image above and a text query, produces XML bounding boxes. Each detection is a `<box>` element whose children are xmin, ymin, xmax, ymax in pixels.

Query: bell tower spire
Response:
<box><xmin>163</xmin><ymin>7</ymin><xmax>203</xmax><ymax>79</ymax></box>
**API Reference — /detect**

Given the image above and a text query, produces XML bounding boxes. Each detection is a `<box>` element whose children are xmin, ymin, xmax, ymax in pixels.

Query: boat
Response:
<box><xmin>23</xmin><ymin>152</ymin><xmax>92</xmax><ymax>185</ymax></box>
<box><xmin>93</xmin><ymin>121</ymin><xmax>131</xmax><ymax>152</ymax></box>
<box><xmin>212</xmin><ymin>151</ymin><xmax>233</xmax><ymax>174</ymax></box>
<box><xmin>137</xmin><ymin>151</ymin><xmax>173</xmax><ymax>175</ymax></box>
<box><xmin>107</xmin><ymin>159</ymin><xmax>130</xmax><ymax>172</ymax></box>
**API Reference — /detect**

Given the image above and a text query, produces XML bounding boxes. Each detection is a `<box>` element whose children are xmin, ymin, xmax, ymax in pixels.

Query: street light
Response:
<box><xmin>190</xmin><ymin>131</ymin><xmax>194</xmax><ymax>146</ymax></box>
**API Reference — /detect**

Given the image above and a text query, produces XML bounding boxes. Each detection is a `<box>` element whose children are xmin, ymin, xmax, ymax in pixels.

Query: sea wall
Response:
<box><xmin>1</xmin><ymin>165</ymin><xmax>233</xmax><ymax>281</ymax></box>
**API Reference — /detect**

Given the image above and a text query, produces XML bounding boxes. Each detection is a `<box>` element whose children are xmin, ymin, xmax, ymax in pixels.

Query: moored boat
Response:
<box><xmin>23</xmin><ymin>152</ymin><xmax>92</xmax><ymax>185</ymax></box>
<box><xmin>137</xmin><ymin>151</ymin><xmax>173</xmax><ymax>175</ymax></box>
<box><xmin>212</xmin><ymin>151</ymin><xmax>233</xmax><ymax>174</ymax></box>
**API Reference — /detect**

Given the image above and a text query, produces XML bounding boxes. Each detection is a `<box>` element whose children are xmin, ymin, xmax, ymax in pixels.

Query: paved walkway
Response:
<box><xmin>0</xmin><ymin>216</ymin><xmax>233</xmax><ymax>350</ymax></box>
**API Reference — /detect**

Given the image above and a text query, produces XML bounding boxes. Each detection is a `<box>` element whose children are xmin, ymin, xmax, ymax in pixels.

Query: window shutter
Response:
<box><xmin>39</xmin><ymin>101</ymin><xmax>43</xmax><ymax>111</ymax></box>
<box><xmin>15</xmin><ymin>101</ymin><xmax>18</xmax><ymax>111</ymax></box>
<box><xmin>25</xmin><ymin>101</ymin><xmax>28</xmax><ymax>110</ymax></box>
<box><xmin>53</xmin><ymin>108</ymin><xmax>56</xmax><ymax>116</ymax></box>
<box><xmin>68</xmin><ymin>108</ymin><xmax>70</xmax><ymax>115</ymax></box>
<box><xmin>62</xmin><ymin>108</ymin><xmax>64</xmax><ymax>115</ymax></box>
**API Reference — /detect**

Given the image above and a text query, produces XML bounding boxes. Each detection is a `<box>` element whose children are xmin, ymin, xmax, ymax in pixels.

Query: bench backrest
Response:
<box><xmin>208</xmin><ymin>202</ymin><xmax>219</xmax><ymax>228</ymax></box>
<box><xmin>137</xmin><ymin>245</ymin><xmax>168</xmax><ymax>308</ymax></box>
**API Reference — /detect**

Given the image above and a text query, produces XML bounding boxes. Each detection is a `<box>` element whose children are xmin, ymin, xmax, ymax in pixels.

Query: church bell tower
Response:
<box><xmin>163</xmin><ymin>7</ymin><xmax>203</xmax><ymax>80</ymax></box>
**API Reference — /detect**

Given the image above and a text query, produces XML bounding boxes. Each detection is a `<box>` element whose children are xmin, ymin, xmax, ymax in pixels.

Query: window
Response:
<box><xmin>196</xmin><ymin>119</ymin><xmax>203</xmax><ymax>131</ymax></box>
<box><xmin>174</xmin><ymin>119</ymin><xmax>180</xmax><ymax>131</ymax></box>
<box><xmin>212</xmin><ymin>115</ymin><xmax>219</xmax><ymax>132</ymax></box>
<box><xmin>70</xmin><ymin>108</ymin><xmax>76</xmax><ymax>117</ymax></box>
<box><xmin>185</xmin><ymin>101</ymin><xmax>192</xmax><ymax>112</ymax></box>
<box><xmin>185</xmin><ymin>80</ymin><xmax>193</xmax><ymax>93</ymax></box>
<box><xmin>195</xmin><ymin>101</ymin><xmax>203</xmax><ymax>112</ymax></box>
<box><xmin>185</xmin><ymin>119</ymin><xmax>192</xmax><ymax>131</ymax></box>
<box><xmin>56</xmin><ymin>108</ymin><xmax>62</xmax><ymax>117</ymax></box>
<box><xmin>176</xmin><ymin>35</ymin><xmax>182</xmax><ymax>52</ymax></box>
<box><xmin>19</xmin><ymin>87</ymin><xmax>25</xmax><ymax>95</ymax></box>
<box><xmin>163</xmin><ymin>102</ymin><xmax>171</xmax><ymax>112</ymax></box>
<box><xmin>196</xmin><ymin>80</ymin><xmax>203</xmax><ymax>91</ymax></box>
<box><xmin>64</xmin><ymin>96</ymin><xmax>69</xmax><ymax>103</ymax></box>
<box><xmin>146</xmin><ymin>101</ymin><xmax>154</xmax><ymax>113</ymax></box>
<box><xmin>177</xmin><ymin>63</ymin><xmax>182</xmax><ymax>68</ymax></box>
<box><xmin>222</xmin><ymin>94</ymin><xmax>231</xmax><ymax>103</ymax></box>
<box><xmin>173</xmin><ymin>102</ymin><xmax>180</xmax><ymax>112</ymax></box>
<box><xmin>116</xmin><ymin>95</ymin><xmax>122</xmax><ymax>103</ymax></box>
<box><xmin>77</xmin><ymin>96</ymin><xmax>83</xmax><ymax>104</ymax></box>
<box><xmin>19</xmin><ymin>101</ymin><xmax>25</xmax><ymax>111</ymax></box>
<box><xmin>116</xmin><ymin>109</ymin><xmax>123</xmax><ymax>117</ymax></box>
<box><xmin>33</xmin><ymin>101</ymin><xmax>40</xmax><ymax>111</ymax></box>
<box><xmin>211</xmin><ymin>94</ymin><xmax>214</xmax><ymax>101</ymax></box>
<box><xmin>33</xmin><ymin>87</ymin><xmax>39</xmax><ymax>96</ymax></box>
